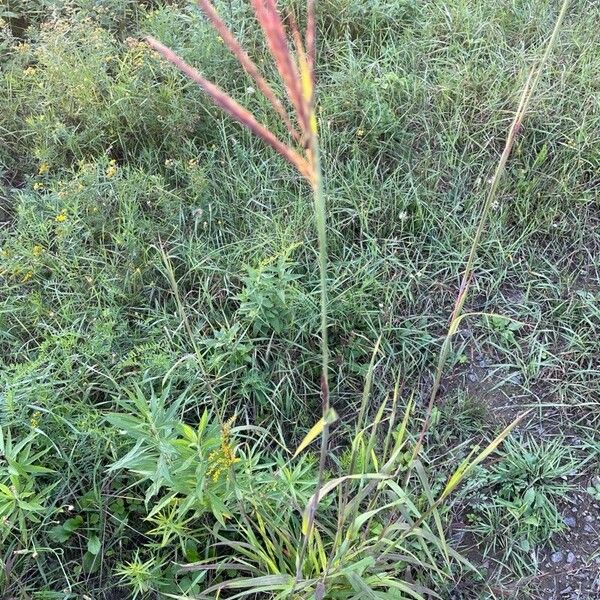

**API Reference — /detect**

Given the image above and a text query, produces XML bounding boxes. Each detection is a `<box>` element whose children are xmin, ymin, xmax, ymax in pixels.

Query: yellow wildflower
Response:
<box><xmin>38</xmin><ymin>162</ymin><xmax>50</xmax><ymax>175</ymax></box>
<box><xmin>15</xmin><ymin>42</ymin><xmax>30</xmax><ymax>54</ymax></box>
<box><xmin>32</xmin><ymin>245</ymin><xmax>43</xmax><ymax>256</ymax></box>
<box><xmin>33</xmin><ymin>182</ymin><xmax>45</xmax><ymax>191</ymax></box>
<box><xmin>21</xmin><ymin>270</ymin><xmax>33</xmax><ymax>283</ymax></box>
<box><xmin>207</xmin><ymin>416</ymin><xmax>240</xmax><ymax>482</ymax></box>
<box><xmin>23</xmin><ymin>66</ymin><xmax>37</xmax><ymax>76</ymax></box>
<box><xmin>30</xmin><ymin>411</ymin><xmax>41</xmax><ymax>428</ymax></box>
<box><xmin>55</xmin><ymin>211</ymin><xmax>67</xmax><ymax>222</ymax></box>
<box><xmin>106</xmin><ymin>159</ymin><xmax>118</xmax><ymax>178</ymax></box>
<box><xmin>357</xmin><ymin>129</ymin><xmax>365</xmax><ymax>137</ymax></box>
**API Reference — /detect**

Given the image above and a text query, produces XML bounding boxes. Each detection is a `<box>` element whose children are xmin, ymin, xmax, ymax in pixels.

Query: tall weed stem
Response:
<box><xmin>411</xmin><ymin>0</ymin><xmax>571</xmax><ymax>464</ymax></box>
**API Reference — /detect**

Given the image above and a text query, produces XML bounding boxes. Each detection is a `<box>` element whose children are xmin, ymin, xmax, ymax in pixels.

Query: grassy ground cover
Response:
<box><xmin>1</xmin><ymin>0</ymin><xmax>598</xmax><ymax>597</ymax></box>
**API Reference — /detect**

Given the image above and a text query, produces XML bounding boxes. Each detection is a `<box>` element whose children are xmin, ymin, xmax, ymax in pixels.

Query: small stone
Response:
<box><xmin>563</xmin><ymin>516</ymin><xmax>577</xmax><ymax>527</ymax></box>
<box><xmin>551</xmin><ymin>551</ymin><xmax>564</xmax><ymax>563</ymax></box>
<box><xmin>508</xmin><ymin>372</ymin><xmax>523</xmax><ymax>384</ymax></box>
<box><xmin>467</xmin><ymin>372</ymin><xmax>478</xmax><ymax>383</ymax></box>
<box><xmin>584</xmin><ymin>524</ymin><xmax>593</xmax><ymax>533</ymax></box>
<box><xmin>560</xmin><ymin>587</ymin><xmax>572</xmax><ymax>594</ymax></box>
<box><xmin>567</xmin><ymin>551</ymin><xmax>576</xmax><ymax>564</ymax></box>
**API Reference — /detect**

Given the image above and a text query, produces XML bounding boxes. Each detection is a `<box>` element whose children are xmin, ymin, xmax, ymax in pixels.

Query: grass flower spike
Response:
<box><xmin>146</xmin><ymin>0</ymin><xmax>319</xmax><ymax>187</ymax></box>
<box><xmin>196</xmin><ymin>0</ymin><xmax>300</xmax><ymax>141</ymax></box>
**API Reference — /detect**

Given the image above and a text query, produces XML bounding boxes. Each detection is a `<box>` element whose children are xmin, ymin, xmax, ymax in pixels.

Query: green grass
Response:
<box><xmin>1</xmin><ymin>0</ymin><xmax>599</xmax><ymax>597</ymax></box>
<box><xmin>466</xmin><ymin>436</ymin><xmax>576</xmax><ymax>569</ymax></box>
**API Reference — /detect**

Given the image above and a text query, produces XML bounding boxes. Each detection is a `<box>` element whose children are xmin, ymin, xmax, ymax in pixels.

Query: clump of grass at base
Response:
<box><xmin>466</xmin><ymin>437</ymin><xmax>576</xmax><ymax>572</ymax></box>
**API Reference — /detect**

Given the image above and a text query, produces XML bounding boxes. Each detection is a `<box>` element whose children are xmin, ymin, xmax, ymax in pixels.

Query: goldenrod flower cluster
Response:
<box><xmin>106</xmin><ymin>159</ymin><xmax>118</xmax><ymax>178</ymax></box>
<box><xmin>207</xmin><ymin>417</ymin><xmax>240</xmax><ymax>482</ymax></box>
<box><xmin>30</xmin><ymin>411</ymin><xmax>41</xmax><ymax>428</ymax></box>
<box><xmin>125</xmin><ymin>37</ymin><xmax>150</xmax><ymax>69</ymax></box>
<box><xmin>21</xmin><ymin>270</ymin><xmax>33</xmax><ymax>283</ymax></box>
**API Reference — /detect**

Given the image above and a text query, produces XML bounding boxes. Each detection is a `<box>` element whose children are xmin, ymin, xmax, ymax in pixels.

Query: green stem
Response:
<box><xmin>313</xmin><ymin>150</ymin><xmax>330</xmax><ymax>416</ymax></box>
<box><xmin>295</xmin><ymin>139</ymin><xmax>330</xmax><ymax>583</ymax></box>
<box><xmin>410</xmin><ymin>0</ymin><xmax>571</xmax><ymax>465</ymax></box>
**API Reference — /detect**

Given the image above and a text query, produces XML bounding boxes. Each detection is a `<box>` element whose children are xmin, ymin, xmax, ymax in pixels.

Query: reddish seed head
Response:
<box><xmin>196</xmin><ymin>0</ymin><xmax>300</xmax><ymax>141</ymax></box>
<box><xmin>145</xmin><ymin>0</ymin><xmax>318</xmax><ymax>186</ymax></box>
<box><xmin>251</xmin><ymin>0</ymin><xmax>311</xmax><ymax>139</ymax></box>
<box><xmin>146</xmin><ymin>37</ymin><xmax>311</xmax><ymax>181</ymax></box>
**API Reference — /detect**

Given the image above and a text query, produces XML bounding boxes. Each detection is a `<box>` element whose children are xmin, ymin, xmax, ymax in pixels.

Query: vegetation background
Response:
<box><xmin>0</xmin><ymin>0</ymin><xmax>598</xmax><ymax>598</ymax></box>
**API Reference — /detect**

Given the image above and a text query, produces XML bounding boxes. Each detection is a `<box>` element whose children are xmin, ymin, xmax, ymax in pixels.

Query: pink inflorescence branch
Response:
<box><xmin>146</xmin><ymin>0</ymin><xmax>318</xmax><ymax>186</ymax></box>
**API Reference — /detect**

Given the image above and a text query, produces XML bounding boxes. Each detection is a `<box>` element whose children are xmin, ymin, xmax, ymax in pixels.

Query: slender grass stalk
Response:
<box><xmin>294</xmin><ymin>135</ymin><xmax>329</xmax><ymax>583</ymax></box>
<box><xmin>312</xmin><ymin>144</ymin><xmax>329</xmax><ymax>421</ymax></box>
<box><xmin>411</xmin><ymin>0</ymin><xmax>571</xmax><ymax>464</ymax></box>
<box><xmin>158</xmin><ymin>241</ymin><xmax>225</xmax><ymax>424</ymax></box>
<box><xmin>146</xmin><ymin>0</ymin><xmax>331</xmax><ymax>583</ymax></box>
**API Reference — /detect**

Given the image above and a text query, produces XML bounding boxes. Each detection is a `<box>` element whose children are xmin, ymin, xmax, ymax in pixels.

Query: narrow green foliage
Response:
<box><xmin>0</xmin><ymin>0</ymin><xmax>595</xmax><ymax>598</ymax></box>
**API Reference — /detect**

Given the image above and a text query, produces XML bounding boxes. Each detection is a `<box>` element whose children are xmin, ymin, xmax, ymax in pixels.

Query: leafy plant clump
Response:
<box><xmin>466</xmin><ymin>437</ymin><xmax>576</xmax><ymax>568</ymax></box>
<box><xmin>1</xmin><ymin>0</ymin><xmax>596</xmax><ymax>598</ymax></box>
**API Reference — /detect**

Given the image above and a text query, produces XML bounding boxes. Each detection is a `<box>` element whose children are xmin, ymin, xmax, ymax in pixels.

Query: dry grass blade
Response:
<box><xmin>292</xmin><ymin>407</ymin><xmax>338</xmax><ymax>458</ymax></box>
